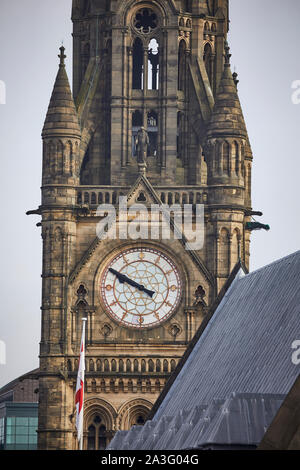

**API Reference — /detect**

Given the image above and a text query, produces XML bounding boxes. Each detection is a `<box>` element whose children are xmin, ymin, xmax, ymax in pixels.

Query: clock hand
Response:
<box><xmin>109</xmin><ymin>268</ymin><xmax>155</xmax><ymax>298</ymax></box>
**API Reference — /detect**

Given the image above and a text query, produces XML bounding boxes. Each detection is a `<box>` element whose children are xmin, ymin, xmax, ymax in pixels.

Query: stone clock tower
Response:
<box><xmin>35</xmin><ymin>0</ymin><xmax>253</xmax><ymax>450</ymax></box>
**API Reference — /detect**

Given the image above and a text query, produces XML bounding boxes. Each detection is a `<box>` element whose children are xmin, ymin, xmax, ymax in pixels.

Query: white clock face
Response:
<box><xmin>100</xmin><ymin>248</ymin><xmax>182</xmax><ymax>328</ymax></box>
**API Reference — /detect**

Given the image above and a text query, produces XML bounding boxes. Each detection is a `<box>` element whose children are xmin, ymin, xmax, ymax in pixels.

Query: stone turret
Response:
<box><xmin>205</xmin><ymin>42</ymin><xmax>252</xmax><ymax>288</ymax></box>
<box><xmin>42</xmin><ymin>46</ymin><xmax>81</xmax><ymax>193</ymax></box>
<box><xmin>205</xmin><ymin>42</ymin><xmax>247</xmax><ymax>192</ymax></box>
<box><xmin>38</xmin><ymin>49</ymin><xmax>81</xmax><ymax>448</ymax></box>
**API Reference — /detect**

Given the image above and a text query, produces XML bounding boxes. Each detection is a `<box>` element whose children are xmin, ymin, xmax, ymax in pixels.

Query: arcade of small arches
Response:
<box><xmin>43</xmin><ymin>139</ymin><xmax>79</xmax><ymax>178</ymax></box>
<box><xmin>67</xmin><ymin>356</ymin><xmax>178</xmax><ymax>375</ymax></box>
<box><xmin>209</xmin><ymin>140</ymin><xmax>245</xmax><ymax>177</ymax></box>
<box><xmin>72</xmin><ymin>376</ymin><xmax>168</xmax><ymax>396</ymax></box>
<box><xmin>76</xmin><ymin>188</ymin><xmax>208</xmax><ymax>206</ymax></box>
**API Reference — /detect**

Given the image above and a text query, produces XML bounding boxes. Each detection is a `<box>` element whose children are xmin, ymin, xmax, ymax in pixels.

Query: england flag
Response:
<box><xmin>75</xmin><ymin>318</ymin><xmax>87</xmax><ymax>447</ymax></box>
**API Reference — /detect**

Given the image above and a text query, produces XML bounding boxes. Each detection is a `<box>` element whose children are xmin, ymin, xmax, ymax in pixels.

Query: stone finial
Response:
<box><xmin>232</xmin><ymin>71</ymin><xmax>239</xmax><ymax>87</ymax></box>
<box><xmin>58</xmin><ymin>46</ymin><xmax>66</xmax><ymax>66</ymax></box>
<box><xmin>224</xmin><ymin>41</ymin><xmax>231</xmax><ymax>66</ymax></box>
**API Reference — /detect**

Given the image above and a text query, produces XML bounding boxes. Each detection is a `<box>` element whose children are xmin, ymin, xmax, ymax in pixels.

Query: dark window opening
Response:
<box><xmin>178</xmin><ymin>40</ymin><xmax>186</xmax><ymax>91</ymax></box>
<box><xmin>177</xmin><ymin>112</ymin><xmax>182</xmax><ymax>158</ymax></box>
<box><xmin>204</xmin><ymin>43</ymin><xmax>213</xmax><ymax>84</ymax></box>
<box><xmin>80</xmin><ymin>146</ymin><xmax>90</xmax><ymax>185</ymax></box>
<box><xmin>87</xmin><ymin>418</ymin><xmax>107</xmax><ymax>450</ymax></box>
<box><xmin>132</xmin><ymin>38</ymin><xmax>143</xmax><ymax>90</ymax></box>
<box><xmin>82</xmin><ymin>43</ymin><xmax>90</xmax><ymax>77</ymax></box>
<box><xmin>223</xmin><ymin>142</ymin><xmax>230</xmax><ymax>174</ymax></box>
<box><xmin>234</xmin><ymin>141</ymin><xmax>239</xmax><ymax>174</ymax></box>
<box><xmin>134</xmin><ymin>8</ymin><xmax>158</xmax><ymax>34</ymax></box>
<box><xmin>83</xmin><ymin>0</ymin><xmax>91</xmax><ymax>16</ymax></box>
<box><xmin>184</xmin><ymin>1</ymin><xmax>191</xmax><ymax>12</ymax></box>
<box><xmin>147</xmin><ymin>110</ymin><xmax>158</xmax><ymax>157</ymax></box>
<box><xmin>136</xmin><ymin>416</ymin><xmax>145</xmax><ymax>426</ymax></box>
<box><xmin>87</xmin><ymin>425</ymin><xmax>96</xmax><ymax>450</ymax></box>
<box><xmin>99</xmin><ymin>425</ymin><xmax>107</xmax><ymax>450</ymax></box>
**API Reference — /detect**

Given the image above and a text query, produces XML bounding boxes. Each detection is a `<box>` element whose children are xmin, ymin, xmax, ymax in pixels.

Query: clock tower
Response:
<box><xmin>36</xmin><ymin>0</ymin><xmax>253</xmax><ymax>450</ymax></box>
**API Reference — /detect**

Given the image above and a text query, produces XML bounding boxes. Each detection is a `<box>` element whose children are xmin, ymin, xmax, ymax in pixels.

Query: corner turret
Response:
<box><xmin>42</xmin><ymin>47</ymin><xmax>81</xmax><ymax>193</ymax></box>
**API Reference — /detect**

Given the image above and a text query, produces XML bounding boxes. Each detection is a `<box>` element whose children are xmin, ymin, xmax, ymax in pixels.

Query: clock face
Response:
<box><xmin>100</xmin><ymin>248</ymin><xmax>182</xmax><ymax>328</ymax></box>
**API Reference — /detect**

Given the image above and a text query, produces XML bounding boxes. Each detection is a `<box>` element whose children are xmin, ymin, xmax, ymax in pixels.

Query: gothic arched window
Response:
<box><xmin>220</xmin><ymin>228</ymin><xmax>230</xmax><ymax>276</ymax></box>
<box><xmin>148</xmin><ymin>359</ymin><xmax>154</xmax><ymax>372</ymax></box>
<box><xmin>177</xmin><ymin>112</ymin><xmax>185</xmax><ymax>161</ymax></box>
<box><xmin>147</xmin><ymin>110</ymin><xmax>158</xmax><ymax>156</ymax></box>
<box><xmin>234</xmin><ymin>141</ymin><xmax>240</xmax><ymax>174</ymax></box>
<box><xmin>232</xmin><ymin>228</ymin><xmax>240</xmax><ymax>266</ymax></box>
<box><xmin>132</xmin><ymin>38</ymin><xmax>143</xmax><ymax>90</ymax></box>
<box><xmin>87</xmin><ymin>425</ymin><xmax>96</xmax><ymax>450</ymax></box>
<box><xmin>178</xmin><ymin>40</ymin><xmax>187</xmax><ymax>91</ymax></box>
<box><xmin>87</xmin><ymin>416</ymin><xmax>107</xmax><ymax>450</ymax></box>
<box><xmin>204</xmin><ymin>43</ymin><xmax>213</xmax><ymax>84</ymax></box>
<box><xmin>222</xmin><ymin>142</ymin><xmax>230</xmax><ymax>175</ymax></box>
<box><xmin>82</xmin><ymin>42</ymin><xmax>90</xmax><ymax>77</ymax></box>
<box><xmin>133</xmin><ymin>8</ymin><xmax>158</xmax><ymax>34</ymax></box>
<box><xmin>148</xmin><ymin>38</ymin><xmax>159</xmax><ymax>90</ymax></box>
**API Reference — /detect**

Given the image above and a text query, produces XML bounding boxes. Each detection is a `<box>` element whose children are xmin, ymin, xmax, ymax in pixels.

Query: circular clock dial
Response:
<box><xmin>100</xmin><ymin>248</ymin><xmax>182</xmax><ymax>328</ymax></box>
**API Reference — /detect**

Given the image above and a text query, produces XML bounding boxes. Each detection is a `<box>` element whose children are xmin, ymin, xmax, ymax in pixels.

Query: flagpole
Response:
<box><xmin>77</xmin><ymin>317</ymin><xmax>87</xmax><ymax>451</ymax></box>
<box><xmin>81</xmin><ymin>317</ymin><xmax>87</xmax><ymax>451</ymax></box>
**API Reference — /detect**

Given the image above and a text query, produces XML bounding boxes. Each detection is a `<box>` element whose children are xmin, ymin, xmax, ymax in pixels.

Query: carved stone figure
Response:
<box><xmin>135</xmin><ymin>126</ymin><xmax>149</xmax><ymax>164</ymax></box>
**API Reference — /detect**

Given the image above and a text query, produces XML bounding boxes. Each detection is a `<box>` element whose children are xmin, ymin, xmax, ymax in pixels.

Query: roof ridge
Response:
<box><xmin>245</xmin><ymin>250</ymin><xmax>300</xmax><ymax>278</ymax></box>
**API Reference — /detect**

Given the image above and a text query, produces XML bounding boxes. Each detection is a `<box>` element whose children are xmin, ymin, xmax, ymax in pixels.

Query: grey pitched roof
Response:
<box><xmin>108</xmin><ymin>393</ymin><xmax>284</xmax><ymax>450</ymax></box>
<box><xmin>108</xmin><ymin>251</ymin><xmax>300</xmax><ymax>450</ymax></box>
<box><xmin>259</xmin><ymin>375</ymin><xmax>300</xmax><ymax>450</ymax></box>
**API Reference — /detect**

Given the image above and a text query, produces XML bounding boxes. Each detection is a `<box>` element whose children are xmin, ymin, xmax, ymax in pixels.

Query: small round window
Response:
<box><xmin>133</xmin><ymin>8</ymin><xmax>158</xmax><ymax>34</ymax></box>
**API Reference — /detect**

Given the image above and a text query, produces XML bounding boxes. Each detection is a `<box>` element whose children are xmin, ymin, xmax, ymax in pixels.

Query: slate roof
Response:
<box><xmin>259</xmin><ymin>374</ymin><xmax>300</xmax><ymax>450</ymax></box>
<box><xmin>108</xmin><ymin>251</ymin><xmax>300</xmax><ymax>450</ymax></box>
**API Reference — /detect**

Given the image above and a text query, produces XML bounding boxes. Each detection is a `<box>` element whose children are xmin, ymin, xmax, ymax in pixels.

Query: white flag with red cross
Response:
<box><xmin>75</xmin><ymin>318</ymin><xmax>87</xmax><ymax>444</ymax></box>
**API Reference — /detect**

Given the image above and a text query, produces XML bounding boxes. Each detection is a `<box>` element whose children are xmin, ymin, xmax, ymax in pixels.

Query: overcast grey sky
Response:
<box><xmin>0</xmin><ymin>0</ymin><xmax>299</xmax><ymax>387</ymax></box>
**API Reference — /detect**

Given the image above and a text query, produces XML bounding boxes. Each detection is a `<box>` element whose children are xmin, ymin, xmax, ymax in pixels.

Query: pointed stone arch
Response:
<box><xmin>203</xmin><ymin>42</ymin><xmax>213</xmax><ymax>84</ymax></box>
<box><xmin>117</xmin><ymin>398</ymin><xmax>153</xmax><ymax>430</ymax></box>
<box><xmin>219</xmin><ymin>227</ymin><xmax>230</xmax><ymax>277</ymax></box>
<box><xmin>119</xmin><ymin>0</ymin><xmax>175</xmax><ymax>27</ymax></box>
<box><xmin>83</xmin><ymin>397</ymin><xmax>117</xmax><ymax>449</ymax></box>
<box><xmin>232</xmin><ymin>227</ymin><xmax>241</xmax><ymax>268</ymax></box>
<box><xmin>178</xmin><ymin>39</ymin><xmax>187</xmax><ymax>92</ymax></box>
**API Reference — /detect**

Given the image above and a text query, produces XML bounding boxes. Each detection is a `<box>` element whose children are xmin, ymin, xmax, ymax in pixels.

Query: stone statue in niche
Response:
<box><xmin>135</xmin><ymin>127</ymin><xmax>149</xmax><ymax>165</ymax></box>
